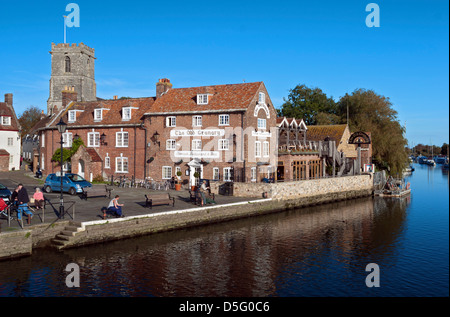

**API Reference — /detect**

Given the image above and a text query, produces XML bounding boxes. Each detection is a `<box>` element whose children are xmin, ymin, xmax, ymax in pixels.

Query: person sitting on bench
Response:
<box><xmin>107</xmin><ymin>195</ymin><xmax>124</xmax><ymax>218</ymax></box>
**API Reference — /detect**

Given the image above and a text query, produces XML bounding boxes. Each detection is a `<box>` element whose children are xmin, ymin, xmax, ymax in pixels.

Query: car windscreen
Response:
<box><xmin>0</xmin><ymin>184</ymin><xmax>7</xmax><ymax>190</ymax></box>
<box><xmin>67</xmin><ymin>174</ymin><xmax>86</xmax><ymax>182</ymax></box>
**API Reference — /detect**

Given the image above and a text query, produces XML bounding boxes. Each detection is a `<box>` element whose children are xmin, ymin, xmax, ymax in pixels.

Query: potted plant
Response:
<box><xmin>175</xmin><ymin>171</ymin><xmax>182</xmax><ymax>191</ymax></box>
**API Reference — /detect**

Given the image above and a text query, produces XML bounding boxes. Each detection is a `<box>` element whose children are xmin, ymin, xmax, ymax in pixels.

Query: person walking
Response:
<box><xmin>107</xmin><ymin>195</ymin><xmax>124</xmax><ymax>218</ymax></box>
<box><xmin>17</xmin><ymin>184</ymin><xmax>33</xmax><ymax>221</ymax></box>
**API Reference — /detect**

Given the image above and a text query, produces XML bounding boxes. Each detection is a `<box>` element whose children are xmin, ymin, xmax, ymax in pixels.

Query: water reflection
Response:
<box><xmin>0</xmin><ymin>195</ymin><xmax>412</xmax><ymax>297</ymax></box>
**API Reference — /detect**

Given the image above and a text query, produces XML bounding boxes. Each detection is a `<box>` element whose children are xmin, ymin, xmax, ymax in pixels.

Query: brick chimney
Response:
<box><xmin>61</xmin><ymin>86</ymin><xmax>78</xmax><ymax>108</ymax></box>
<box><xmin>156</xmin><ymin>78</ymin><xmax>172</xmax><ymax>98</ymax></box>
<box><xmin>4</xmin><ymin>93</ymin><xmax>13</xmax><ymax>108</ymax></box>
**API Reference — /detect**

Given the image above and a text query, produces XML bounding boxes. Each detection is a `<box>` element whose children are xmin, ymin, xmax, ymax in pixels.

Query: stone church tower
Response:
<box><xmin>47</xmin><ymin>42</ymin><xmax>97</xmax><ymax>114</ymax></box>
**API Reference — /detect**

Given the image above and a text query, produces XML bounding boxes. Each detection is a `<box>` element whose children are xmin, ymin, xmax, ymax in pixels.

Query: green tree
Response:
<box><xmin>277</xmin><ymin>84</ymin><xmax>337</xmax><ymax>125</ymax></box>
<box><xmin>337</xmin><ymin>89</ymin><xmax>409</xmax><ymax>175</ymax></box>
<box><xmin>18</xmin><ymin>106</ymin><xmax>43</xmax><ymax>137</ymax></box>
<box><xmin>51</xmin><ymin>138</ymin><xmax>84</xmax><ymax>165</ymax></box>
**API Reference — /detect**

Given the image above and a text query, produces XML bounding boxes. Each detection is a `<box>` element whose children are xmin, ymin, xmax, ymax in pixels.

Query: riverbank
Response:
<box><xmin>0</xmin><ymin>173</ymin><xmax>373</xmax><ymax>260</ymax></box>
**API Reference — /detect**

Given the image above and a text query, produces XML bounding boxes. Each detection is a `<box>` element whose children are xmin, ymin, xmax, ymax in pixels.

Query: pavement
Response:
<box><xmin>0</xmin><ymin>169</ymin><xmax>255</xmax><ymax>230</ymax></box>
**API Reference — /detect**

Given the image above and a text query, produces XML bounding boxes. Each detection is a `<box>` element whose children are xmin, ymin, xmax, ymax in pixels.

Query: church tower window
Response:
<box><xmin>65</xmin><ymin>56</ymin><xmax>71</xmax><ymax>73</ymax></box>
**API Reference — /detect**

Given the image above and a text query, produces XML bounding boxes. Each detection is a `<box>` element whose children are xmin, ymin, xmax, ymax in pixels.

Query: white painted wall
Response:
<box><xmin>0</xmin><ymin>130</ymin><xmax>21</xmax><ymax>170</ymax></box>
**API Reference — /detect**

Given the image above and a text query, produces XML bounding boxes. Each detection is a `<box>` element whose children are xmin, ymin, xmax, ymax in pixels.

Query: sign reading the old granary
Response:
<box><xmin>170</xmin><ymin>129</ymin><xmax>225</xmax><ymax>137</ymax></box>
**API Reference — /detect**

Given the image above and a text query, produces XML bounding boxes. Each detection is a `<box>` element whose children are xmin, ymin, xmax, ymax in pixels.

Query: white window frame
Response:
<box><xmin>255</xmin><ymin>141</ymin><xmax>262</xmax><ymax>158</ymax></box>
<box><xmin>193</xmin><ymin>115</ymin><xmax>202</xmax><ymax>127</ymax></box>
<box><xmin>116</xmin><ymin>131</ymin><xmax>129</xmax><ymax>147</ymax></box>
<box><xmin>41</xmin><ymin>154</ymin><xmax>45</xmax><ymax>170</ymax></box>
<box><xmin>94</xmin><ymin>109</ymin><xmax>102</xmax><ymax>121</ymax></box>
<box><xmin>7</xmin><ymin>137</ymin><xmax>13</xmax><ymax>146</ymax></box>
<box><xmin>223</xmin><ymin>167</ymin><xmax>232</xmax><ymax>182</ymax></box>
<box><xmin>263</xmin><ymin>141</ymin><xmax>269</xmax><ymax>157</ymax></box>
<box><xmin>105</xmin><ymin>155</ymin><xmax>110</xmax><ymax>169</ymax></box>
<box><xmin>88</xmin><ymin>132</ymin><xmax>100</xmax><ymax>147</ymax></box>
<box><xmin>166</xmin><ymin>139</ymin><xmax>176</xmax><ymax>150</ymax></box>
<box><xmin>213</xmin><ymin>167</ymin><xmax>220</xmax><ymax>180</ymax></box>
<box><xmin>166</xmin><ymin>116</ymin><xmax>176</xmax><ymax>127</ymax></box>
<box><xmin>2</xmin><ymin>116</ymin><xmax>11</xmax><ymax>125</ymax></box>
<box><xmin>257</xmin><ymin>118</ymin><xmax>266</xmax><ymax>130</ymax></box>
<box><xmin>197</xmin><ymin>94</ymin><xmax>208</xmax><ymax>105</ymax></box>
<box><xmin>218</xmin><ymin>139</ymin><xmax>229</xmax><ymax>151</ymax></box>
<box><xmin>219</xmin><ymin>114</ymin><xmax>230</xmax><ymax>126</ymax></box>
<box><xmin>259</xmin><ymin>92</ymin><xmax>266</xmax><ymax>104</ymax></box>
<box><xmin>162</xmin><ymin>166</ymin><xmax>172</xmax><ymax>179</ymax></box>
<box><xmin>68</xmin><ymin>110</ymin><xmax>76</xmax><ymax>123</ymax></box>
<box><xmin>251</xmin><ymin>167</ymin><xmax>257</xmax><ymax>182</ymax></box>
<box><xmin>116</xmin><ymin>156</ymin><xmax>128</xmax><ymax>173</ymax></box>
<box><xmin>192</xmin><ymin>139</ymin><xmax>202</xmax><ymax>151</ymax></box>
<box><xmin>41</xmin><ymin>133</ymin><xmax>45</xmax><ymax>147</ymax></box>
<box><xmin>122</xmin><ymin>107</ymin><xmax>132</xmax><ymax>121</ymax></box>
<box><xmin>62</xmin><ymin>132</ymin><xmax>73</xmax><ymax>148</ymax></box>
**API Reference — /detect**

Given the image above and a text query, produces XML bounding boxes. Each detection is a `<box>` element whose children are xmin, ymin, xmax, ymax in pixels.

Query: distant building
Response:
<box><xmin>0</xmin><ymin>93</ymin><xmax>21</xmax><ymax>171</ymax></box>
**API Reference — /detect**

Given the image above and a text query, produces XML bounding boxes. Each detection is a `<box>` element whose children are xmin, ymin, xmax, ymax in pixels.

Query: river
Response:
<box><xmin>0</xmin><ymin>163</ymin><xmax>448</xmax><ymax>297</ymax></box>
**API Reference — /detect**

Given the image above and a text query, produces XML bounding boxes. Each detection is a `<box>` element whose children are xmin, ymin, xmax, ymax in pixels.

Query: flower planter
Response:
<box><xmin>175</xmin><ymin>184</ymin><xmax>181</xmax><ymax>191</ymax></box>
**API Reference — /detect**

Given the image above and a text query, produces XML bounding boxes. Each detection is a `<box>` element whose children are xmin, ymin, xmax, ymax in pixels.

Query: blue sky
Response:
<box><xmin>0</xmin><ymin>0</ymin><xmax>448</xmax><ymax>146</ymax></box>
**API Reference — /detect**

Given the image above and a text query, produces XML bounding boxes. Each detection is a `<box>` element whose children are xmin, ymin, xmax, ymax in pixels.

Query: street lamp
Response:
<box><xmin>56</xmin><ymin>118</ymin><xmax>67</xmax><ymax>218</ymax></box>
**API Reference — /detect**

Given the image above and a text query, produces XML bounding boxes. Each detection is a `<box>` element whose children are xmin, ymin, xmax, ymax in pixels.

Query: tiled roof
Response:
<box><xmin>0</xmin><ymin>102</ymin><xmax>20</xmax><ymax>131</ymax></box>
<box><xmin>0</xmin><ymin>149</ymin><xmax>10</xmax><ymax>156</ymax></box>
<box><xmin>85</xmin><ymin>148</ymin><xmax>102</xmax><ymax>162</ymax></box>
<box><xmin>148</xmin><ymin>82</ymin><xmax>263</xmax><ymax>114</ymax></box>
<box><xmin>47</xmin><ymin>97</ymin><xmax>156</xmax><ymax>128</ymax></box>
<box><xmin>306</xmin><ymin>124</ymin><xmax>348</xmax><ymax>143</ymax></box>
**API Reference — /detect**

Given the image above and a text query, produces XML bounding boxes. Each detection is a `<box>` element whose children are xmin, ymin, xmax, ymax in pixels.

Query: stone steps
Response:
<box><xmin>52</xmin><ymin>222</ymin><xmax>84</xmax><ymax>250</ymax></box>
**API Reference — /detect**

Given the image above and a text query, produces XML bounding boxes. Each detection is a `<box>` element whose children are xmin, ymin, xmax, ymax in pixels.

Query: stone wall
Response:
<box><xmin>210</xmin><ymin>174</ymin><xmax>373</xmax><ymax>200</ymax></box>
<box><xmin>0</xmin><ymin>230</ymin><xmax>32</xmax><ymax>260</ymax></box>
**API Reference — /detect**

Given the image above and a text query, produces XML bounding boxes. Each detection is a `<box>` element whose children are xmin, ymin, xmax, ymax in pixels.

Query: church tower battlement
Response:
<box><xmin>47</xmin><ymin>42</ymin><xmax>97</xmax><ymax>114</ymax></box>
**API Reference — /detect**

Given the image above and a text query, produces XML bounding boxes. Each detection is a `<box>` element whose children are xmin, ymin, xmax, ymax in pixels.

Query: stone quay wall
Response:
<box><xmin>210</xmin><ymin>174</ymin><xmax>373</xmax><ymax>200</ymax></box>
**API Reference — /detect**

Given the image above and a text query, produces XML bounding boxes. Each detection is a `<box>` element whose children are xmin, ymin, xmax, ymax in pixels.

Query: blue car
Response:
<box><xmin>44</xmin><ymin>173</ymin><xmax>92</xmax><ymax>195</ymax></box>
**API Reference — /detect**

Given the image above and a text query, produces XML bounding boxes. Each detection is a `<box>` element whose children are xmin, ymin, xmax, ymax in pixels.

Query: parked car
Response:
<box><xmin>44</xmin><ymin>173</ymin><xmax>92</xmax><ymax>195</ymax></box>
<box><xmin>0</xmin><ymin>183</ymin><xmax>12</xmax><ymax>202</ymax></box>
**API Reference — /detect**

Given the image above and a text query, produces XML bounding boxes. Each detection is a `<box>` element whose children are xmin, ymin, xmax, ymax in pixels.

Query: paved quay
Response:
<box><xmin>0</xmin><ymin>170</ymin><xmax>256</xmax><ymax>230</ymax></box>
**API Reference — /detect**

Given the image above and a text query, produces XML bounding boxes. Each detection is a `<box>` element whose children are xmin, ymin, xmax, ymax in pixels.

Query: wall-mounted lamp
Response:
<box><xmin>152</xmin><ymin>131</ymin><xmax>160</xmax><ymax>147</ymax></box>
<box><xmin>74</xmin><ymin>133</ymin><xmax>80</xmax><ymax>141</ymax></box>
<box><xmin>100</xmin><ymin>133</ymin><xmax>107</xmax><ymax>145</ymax></box>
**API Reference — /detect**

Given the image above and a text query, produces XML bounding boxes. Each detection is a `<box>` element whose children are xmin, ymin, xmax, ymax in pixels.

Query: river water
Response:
<box><xmin>0</xmin><ymin>163</ymin><xmax>448</xmax><ymax>297</ymax></box>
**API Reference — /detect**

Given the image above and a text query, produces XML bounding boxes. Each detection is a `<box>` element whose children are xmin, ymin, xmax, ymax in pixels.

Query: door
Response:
<box><xmin>78</xmin><ymin>159</ymin><xmax>85</xmax><ymax>178</ymax></box>
<box><xmin>189</xmin><ymin>166</ymin><xmax>203</xmax><ymax>187</ymax></box>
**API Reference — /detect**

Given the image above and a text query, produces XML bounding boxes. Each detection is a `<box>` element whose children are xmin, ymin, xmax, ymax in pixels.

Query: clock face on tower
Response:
<box><xmin>348</xmin><ymin>131</ymin><xmax>371</xmax><ymax>145</ymax></box>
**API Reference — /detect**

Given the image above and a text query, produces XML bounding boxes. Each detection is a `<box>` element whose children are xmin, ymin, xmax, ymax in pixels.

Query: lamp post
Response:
<box><xmin>56</xmin><ymin>118</ymin><xmax>67</xmax><ymax>219</ymax></box>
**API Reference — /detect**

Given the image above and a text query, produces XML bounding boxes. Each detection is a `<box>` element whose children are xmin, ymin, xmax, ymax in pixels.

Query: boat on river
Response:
<box><xmin>427</xmin><ymin>159</ymin><xmax>436</xmax><ymax>166</ymax></box>
<box><xmin>374</xmin><ymin>176</ymin><xmax>411</xmax><ymax>197</ymax></box>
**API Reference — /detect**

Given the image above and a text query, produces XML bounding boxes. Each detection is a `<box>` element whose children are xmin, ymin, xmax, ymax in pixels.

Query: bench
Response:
<box><xmin>145</xmin><ymin>193</ymin><xmax>175</xmax><ymax>209</ymax></box>
<box><xmin>82</xmin><ymin>185</ymin><xmax>112</xmax><ymax>200</ymax></box>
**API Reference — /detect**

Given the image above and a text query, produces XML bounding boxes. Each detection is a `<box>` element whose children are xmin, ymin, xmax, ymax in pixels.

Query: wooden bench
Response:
<box><xmin>145</xmin><ymin>193</ymin><xmax>175</xmax><ymax>209</ymax></box>
<box><xmin>82</xmin><ymin>185</ymin><xmax>112</xmax><ymax>200</ymax></box>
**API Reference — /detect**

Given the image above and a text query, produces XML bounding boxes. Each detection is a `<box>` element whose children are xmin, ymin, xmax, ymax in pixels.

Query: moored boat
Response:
<box><xmin>374</xmin><ymin>176</ymin><xmax>411</xmax><ymax>197</ymax></box>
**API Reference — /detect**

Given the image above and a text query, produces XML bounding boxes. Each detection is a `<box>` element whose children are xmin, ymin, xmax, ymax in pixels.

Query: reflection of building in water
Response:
<box><xmin>57</xmin><ymin>197</ymin><xmax>408</xmax><ymax>296</ymax></box>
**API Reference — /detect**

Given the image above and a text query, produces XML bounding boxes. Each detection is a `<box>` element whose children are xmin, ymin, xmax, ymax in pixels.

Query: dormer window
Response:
<box><xmin>68</xmin><ymin>110</ymin><xmax>76</xmax><ymax>123</ymax></box>
<box><xmin>122</xmin><ymin>107</ymin><xmax>132</xmax><ymax>120</ymax></box>
<box><xmin>94</xmin><ymin>109</ymin><xmax>103</xmax><ymax>121</ymax></box>
<box><xmin>197</xmin><ymin>94</ymin><xmax>209</xmax><ymax>105</ymax></box>
<box><xmin>1</xmin><ymin>116</ymin><xmax>11</xmax><ymax>125</ymax></box>
<box><xmin>259</xmin><ymin>92</ymin><xmax>265</xmax><ymax>104</ymax></box>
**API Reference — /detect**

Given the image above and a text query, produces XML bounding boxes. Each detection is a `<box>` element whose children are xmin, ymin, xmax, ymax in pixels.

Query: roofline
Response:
<box><xmin>36</xmin><ymin>123</ymin><xmax>143</xmax><ymax>132</ymax></box>
<box><xmin>144</xmin><ymin>109</ymin><xmax>247</xmax><ymax>116</ymax></box>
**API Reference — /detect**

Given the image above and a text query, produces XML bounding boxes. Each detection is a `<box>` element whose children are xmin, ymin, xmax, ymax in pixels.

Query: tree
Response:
<box><xmin>337</xmin><ymin>89</ymin><xmax>409</xmax><ymax>175</ymax></box>
<box><xmin>18</xmin><ymin>106</ymin><xmax>43</xmax><ymax>137</ymax></box>
<box><xmin>51</xmin><ymin>138</ymin><xmax>84</xmax><ymax>166</ymax></box>
<box><xmin>277</xmin><ymin>84</ymin><xmax>337</xmax><ymax>125</ymax></box>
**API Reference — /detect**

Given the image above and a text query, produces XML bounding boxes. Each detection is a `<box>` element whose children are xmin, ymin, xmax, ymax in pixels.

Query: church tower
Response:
<box><xmin>47</xmin><ymin>42</ymin><xmax>97</xmax><ymax>114</ymax></box>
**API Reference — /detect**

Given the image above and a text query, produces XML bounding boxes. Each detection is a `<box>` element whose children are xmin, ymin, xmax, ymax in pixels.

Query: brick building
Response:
<box><xmin>36</xmin><ymin>79</ymin><xmax>278</xmax><ymax>185</ymax></box>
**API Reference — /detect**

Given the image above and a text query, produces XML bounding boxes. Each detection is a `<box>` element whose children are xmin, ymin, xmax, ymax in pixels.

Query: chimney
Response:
<box><xmin>41</xmin><ymin>110</ymin><xmax>46</xmax><ymax>119</ymax></box>
<box><xmin>113</xmin><ymin>95</ymin><xmax>118</xmax><ymax>100</ymax></box>
<box><xmin>156</xmin><ymin>78</ymin><xmax>172</xmax><ymax>98</ymax></box>
<box><xmin>4</xmin><ymin>93</ymin><xmax>13</xmax><ymax>108</ymax></box>
<box><xmin>61</xmin><ymin>86</ymin><xmax>78</xmax><ymax>108</ymax></box>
